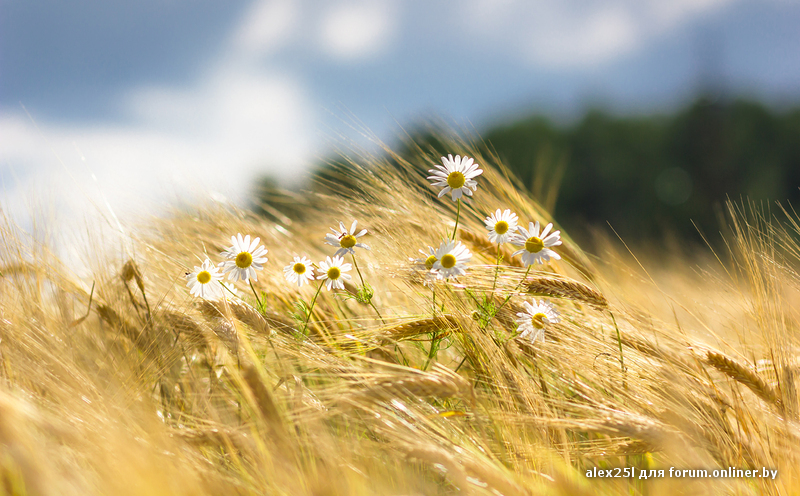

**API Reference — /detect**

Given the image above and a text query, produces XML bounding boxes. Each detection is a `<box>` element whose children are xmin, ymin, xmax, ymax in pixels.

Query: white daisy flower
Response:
<box><xmin>186</xmin><ymin>258</ymin><xmax>224</xmax><ymax>299</ymax></box>
<box><xmin>283</xmin><ymin>256</ymin><xmax>315</xmax><ymax>287</ymax></box>
<box><xmin>427</xmin><ymin>154</ymin><xmax>483</xmax><ymax>201</ymax></box>
<box><xmin>414</xmin><ymin>246</ymin><xmax>437</xmax><ymax>271</ymax></box>
<box><xmin>219</xmin><ymin>233</ymin><xmax>269</xmax><ymax>281</ymax></box>
<box><xmin>511</xmin><ymin>221</ymin><xmax>562</xmax><ymax>266</ymax></box>
<box><xmin>515</xmin><ymin>299</ymin><xmax>560</xmax><ymax>343</ymax></box>
<box><xmin>325</xmin><ymin>220</ymin><xmax>370</xmax><ymax>257</ymax></box>
<box><xmin>414</xmin><ymin>246</ymin><xmax>442</xmax><ymax>283</ymax></box>
<box><xmin>432</xmin><ymin>240</ymin><xmax>472</xmax><ymax>279</ymax></box>
<box><xmin>484</xmin><ymin>209</ymin><xmax>519</xmax><ymax>244</ymax></box>
<box><xmin>317</xmin><ymin>255</ymin><xmax>353</xmax><ymax>291</ymax></box>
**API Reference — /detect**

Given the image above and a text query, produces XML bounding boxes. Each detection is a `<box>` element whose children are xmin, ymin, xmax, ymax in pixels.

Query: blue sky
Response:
<box><xmin>1</xmin><ymin>0</ymin><xmax>799</xmax><ymax>226</ymax></box>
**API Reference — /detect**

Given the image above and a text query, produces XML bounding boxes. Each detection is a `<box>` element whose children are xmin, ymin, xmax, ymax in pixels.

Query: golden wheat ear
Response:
<box><xmin>525</xmin><ymin>276</ymin><xmax>608</xmax><ymax>309</ymax></box>
<box><xmin>704</xmin><ymin>350</ymin><xmax>783</xmax><ymax>410</ymax></box>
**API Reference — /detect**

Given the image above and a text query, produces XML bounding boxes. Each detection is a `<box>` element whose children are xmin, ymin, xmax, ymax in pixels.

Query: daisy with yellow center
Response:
<box><xmin>283</xmin><ymin>256</ymin><xmax>315</xmax><ymax>288</ymax></box>
<box><xmin>325</xmin><ymin>220</ymin><xmax>369</xmax><ymax>257</ymax></box>
<box><xmin>511</xmin><ymin>221</ymin><xmax>562</xmax><ymax>266</ymax></box>
<box><xmin>317</xmin><ymin>255</ymin><xmax>352</xmax><ymax>291</ymax></box>
<box><xmin>219</xmin><ymin>233</ymin><xmax>268</xmax><ymax>281</ymax></box>
<box><xmin>299</xmin><ymin>255</ymin><xmax>354</xmax><ymax>335</ymax></box>
<box><xmin>427</xmin><ymin>154</ymin><xmax>483</xmax><ymax>202</ymax></box>
<box><xmin>186</xmin><ymin>259</ymin><xmax>223</xmax><ymax>299</ymax></box>
<box><xmin>485</xmin><ymin>209</ymin><xmax>519</xmax><ymax>245</ymax></box>
<box><xmin>432</xmin><ymin>240</ymin><xmax>472</xmax><ymax>279</ymax></box>
<box><xmin>414</xmin><ymin>246</ymin><xmax>442</xmax><ymax>284</ymax></box>
<box><xmin>515</xmin><ymin>299</ymin><xmax>560</xmax><ymax>343</ymax></box>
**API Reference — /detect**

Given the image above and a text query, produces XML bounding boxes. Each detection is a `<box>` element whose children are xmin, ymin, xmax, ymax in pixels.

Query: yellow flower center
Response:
<box><xmin>327</xmin><ymin>266</ymin><xmax>341</xmax><ymax>280</ymax></box>
<box><xmin>495</xmin><ymin>220</ymin><xmax>509</xmax><ymax>235</ymax></box>
<box><xmin>235</xmin><ymin>251</ymin><xmax>253</xmax><ymax>268</ymax></box>
<box><xmin>525</xmin><ymin>236</ymin><xmax>544</xmax><ymax>253</ymax></box>
<box><xmin>531</xmin><ymin>312</ymin><xmax>548</xmax><ymax>329</ymax></box>
<box><xmin>425</xmin><ymin>255</ymin><xmax>437</xmax><ymax>270</ymax></box>
<box><xmin>440</xmin><ymin>253</ymin><xmax>457</xmax><ymax>269</ymax></box>
<box><xmin>196</xmin><ymin>271</ymin><xmax>211</xmax><ymax>284</ymax></box>
<box><xmin>340</xmin><ymin>234</ymin><xmax>357</xmax><ymax>249</ymax></box>
<box><xmin>293</xmin><ymin>263</ymin><xmax>306</xmax><ymax>274</ymax></box>
<box><xmin>446</xmin><ymin>171</ymin><xmax>466</xmax><ymax>189</ymax></box>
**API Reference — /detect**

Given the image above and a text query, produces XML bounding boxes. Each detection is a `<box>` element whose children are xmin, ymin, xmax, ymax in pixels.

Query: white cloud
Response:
<box><xmin>462</xmin><ymin>0</ymin><xmax>740</xmax><ymax>68</ymax></box>
<box><xmin>126</xmin><ymin>67</ymin><xmax>313</xmax><ymax>171</ymax></box>
<box><xmin>529</xmin><ymin>6</ymin><xmax>640</xmax><ymax>66</ymax></box>
<box><xmin>0</xmin><ymin>65</ymin><xmax>316</xmax><ymax>236</ymax></box>
<box><xmin>232</xmin><ymin>0</ymin><xmax>299</xmax><ymax>59</ymax></box>
<box><xmin>318</xmin><ymin>1</ymin><xmax>398</xmax><ymax>61</ymax></box>
<box><xmin>1</xmin><ymin>0</ymin><xmax>321</xmax><ymax>230</ymax></box>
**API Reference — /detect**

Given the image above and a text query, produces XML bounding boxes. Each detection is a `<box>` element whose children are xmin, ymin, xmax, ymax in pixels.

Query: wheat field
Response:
<box><xmin>0</xmin><ymin>134</ymin><xmax>796</xmax><ymax>495</ymax></box>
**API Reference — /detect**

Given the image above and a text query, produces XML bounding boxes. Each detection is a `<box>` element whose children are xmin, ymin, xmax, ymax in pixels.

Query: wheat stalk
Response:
<box><xmin>458</xmin><ymin>228</ymin><xmax>523</xmax><ymax>267</ymax></box>
<box><xmin>525</xmin><ymin>276</ymin><xmax>608</xmax><ymax>309</ymax></box>
<box><xmin>377</xmin><ymin>315</ymin><xmax>459</xmax><ymax>342</ymax></box>
<box><xmin>341</xmin><ymin>363</ymin><xmax>474</xmax><ymax>407</ymax></box>
<box><xmin>705</xmin><ymin>351</ymin><xmax>783</xmax><ymax>410</ymax></box>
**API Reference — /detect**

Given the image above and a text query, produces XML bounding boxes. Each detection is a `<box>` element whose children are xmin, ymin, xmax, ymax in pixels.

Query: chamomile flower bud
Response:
<box><xmin>186</xmin><ymin>259</ymin><xmax>223</xmax><ymax>299</ymax></box>
<box><xmin>427</xmin><ymin>154</ymin><xmax>483</xmax><ymax>201</ymax></box>
<box><xmin>283</xmin><ymin>256</ymin><xmax>315</xmax><ymax>288</ymax></box>
<box><xmin>317</xmin><ymin>255</ymin><xmax>352</xmax><ymax>291</ymax></box>
<box><xmin>325</xmin><ymin>220</ymin><xmax>370</xmax><ymax>257</ymax></box>
<box><xmin>515</xmin><ymin>299</ymin><xmax>560</xmax><ymax>343</ymax></box>
<box><xmin>511</xmin><ymin>221</ymin><xmax>561</xmax><ymax>266</ymax></box>
<box><xmin>484</xmin><ymin>209</ymin><xmax>519</xmax><ymax>244</ymax></box>
<box><xmin>432</xmin><ymin>240</ymin><xmax>472</xmax><ymax>279</ymax></box>
<box><xmin>219</xmin><ymin>233</ymin><xmax>268</xmax><ymax>282</ymax></box>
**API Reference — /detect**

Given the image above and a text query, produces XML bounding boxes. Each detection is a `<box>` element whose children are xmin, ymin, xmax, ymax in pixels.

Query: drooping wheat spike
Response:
<box><xmin>401</xmin><ymin>442</ymin><xmax>527</xmax><ymax>496</ymax></box>
<box><xmin>120</xmin><ymin>260</ymin><xmax>140</xmax><ymax>284</ymax></box>
<box><xmin>341</xmin><ymin>363</ymin><xmax>474</xmax><ymax>407</ymax></box>
<box><xmin>525</xmin><ymin>276</ymin><xmax>608</xmax><ymax>309</ymax></box>
<box><xmin>458</xmin><ymin>227</ymin><xmax>598</xmax><ymax>281</ymax></box>
<box><xmin>548</xmin><ymin>416</ymin><xmax>671</xmax><ymax>453</ymax></box>
<box><xmin>377</xmin><ymin>315</ymin><xmax>459</xmax><ymax>342</ymax></box>
<box><xmin>705</xmin><ymin>351</ymin><xmax>783</xmax><ymax>410</ymax></box>
<box><xmin>95</xmin><ymin>303</ymin><xmax>141</xmax><ymax>344</ymax></box>
<box><xmin>458</xmin><ymin>228</ymin><xmax>523</xmax><ymax>267</ymax></box>
<box><xmin>227</xmin><ymin>299</ymin><xmax>298</xmax><ymax>335</ymax></box>
<box><xmin>162</xmin><ymin>310</ymin><xmax>205</xmax><ymax>345</ymax></box>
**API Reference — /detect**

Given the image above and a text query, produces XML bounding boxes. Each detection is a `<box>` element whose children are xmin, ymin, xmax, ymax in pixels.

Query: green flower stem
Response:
<box><xmin>479</xmin><ymin>265</ymin><xmax>532</xmax><ymax>334</ymax></box>
<box><xmin>302</xmin><ymin>281</ymin><xmax>324</xmax><ymax>336</ymax></box>
<box><xmin>351</xmin><ymin>253</ymin><xmax>385</xmax><ymax>324</ymax></box>
<box><xmin>423</xmin><ymin>331</ymin><xmax>440</xmax><ymax>371</ymax></box>
<box><xmin>431</xmin><ymin>287</ymin><xmax>436</xmax><ymax>319</ymax></box>
<box><xmin>220</xmin><ymin>281</ymin><xmax>239</xmax><ymax>299</ymax></box>
<box><xmin>352</xmin><ymin>252</ymin><xmax>367</xmax><ymax>286</ymax></box>
<box><xmin>248</xmin><ymin>280</ymin><xmax>263</xmax><ymax>308</ymax></box>
<box><xmin>491</xmin><ymin>243</ymin><xmax>502</xmax><ymax>295</ymax></box>
<box><xmin>495</xmin><ymin>265</ymin><xmax>532</xmax><ymax>316</ymax></box>
<box><xmin>452</xmin><ymin>199</ymin><xmax>461</xmax><ymax>240</ymax></box>
<box><xmin>454</xmin><ymin>353</ymin><xmax>468</xmax><ymax>373</ymax></box>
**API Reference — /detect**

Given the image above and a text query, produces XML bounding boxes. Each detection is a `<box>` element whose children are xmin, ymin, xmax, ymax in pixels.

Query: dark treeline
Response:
<box><xmin>480</xmin><ymin>97</ymin><xmax>800</xmax><ymax>245</ymax></box>
<box><xmin>256</xmin><ymin>97</ymin><xmax>800</xmax><ymax>246</ymax></box>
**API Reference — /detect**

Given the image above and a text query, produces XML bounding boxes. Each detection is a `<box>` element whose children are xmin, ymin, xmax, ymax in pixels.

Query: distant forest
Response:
<box><xmin>480</xmin><ymin>97</ymin><xmax>800</xmax><ymax>246</ymax></box>
<box><xmin>258</xmin><ymin>97</ymin><xmax>800</xmax><ymax>246</ymax></box>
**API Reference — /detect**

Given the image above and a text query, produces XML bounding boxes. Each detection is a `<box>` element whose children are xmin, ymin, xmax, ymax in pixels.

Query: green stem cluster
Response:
<box><xmin>352</xmin><ymin>253</ymin><xmax>385</xmax><ymax>324</ymax></box>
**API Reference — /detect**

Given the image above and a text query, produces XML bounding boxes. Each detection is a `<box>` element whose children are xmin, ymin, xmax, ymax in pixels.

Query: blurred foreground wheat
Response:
<box><xmin>0</xmin><ymin>134</ymin><xmax>797</xmax><ymax>495</ymax></box>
